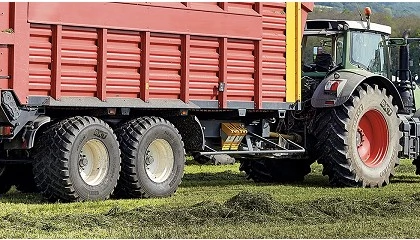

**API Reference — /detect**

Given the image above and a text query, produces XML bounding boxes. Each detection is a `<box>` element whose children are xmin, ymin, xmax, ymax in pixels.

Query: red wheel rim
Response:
<box><xmin>356</xmin><ymin>109</ymin><xmax>388</xmax><ymax>167</ymax></box>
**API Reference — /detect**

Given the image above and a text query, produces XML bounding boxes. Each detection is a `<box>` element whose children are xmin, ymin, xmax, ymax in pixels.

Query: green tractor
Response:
<box><xmin>299</xmin><ymin>14</ymin><xmax>420</xmax><ymax>187</ymax></box>
<box><xmin>242</xmin><ymin>10</ymin><xmax>420</xmax><ymax>187</ymax></box>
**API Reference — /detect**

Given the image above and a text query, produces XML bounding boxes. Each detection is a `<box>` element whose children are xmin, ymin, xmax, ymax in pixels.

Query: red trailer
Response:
<box><xmin>0</xmin><ymin>2</ymin><xmax>313</xmax><ymax>201</ymax></box>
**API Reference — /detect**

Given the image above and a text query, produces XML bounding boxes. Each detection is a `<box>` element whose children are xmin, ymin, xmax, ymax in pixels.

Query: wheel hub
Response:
<box><xmin>145</xmin><ymin>150</ymin><xmax>155</xmax><ymax>166</ymax></box>
<box><xmin>356</xmin><ymin>109</ymin><xmax>389</xmax><ymax>167</ymax></box>
<box><xmin>79</xmin><ymin>154</ymin><xmax>88</xmax><ymax>168</ymax></box>
<box><xmin>78</xmin><ymin>139</ymin><xmax>110</xmax><ymax>186</ymax></box>
<box><xmin>145</xmin><ymin>139</ymin><xmax>174</xmax><ymax>183</ymax></box>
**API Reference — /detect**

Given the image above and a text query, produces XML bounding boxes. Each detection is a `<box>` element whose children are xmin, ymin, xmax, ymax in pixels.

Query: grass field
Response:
<box><xmin>1</xmin><ymin>159</ymin><xmax>420</xmax><ymax>238</ymax></box>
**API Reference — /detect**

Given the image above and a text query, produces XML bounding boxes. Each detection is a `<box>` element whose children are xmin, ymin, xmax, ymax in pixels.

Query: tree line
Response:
<box><xmin>317</xmin><ymin>2</ymin><xmax>420</xmax><ymax>18</ymax></box>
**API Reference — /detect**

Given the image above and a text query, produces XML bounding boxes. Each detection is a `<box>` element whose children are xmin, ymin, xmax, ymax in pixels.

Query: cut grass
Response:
<box><xmin>0</xmin><ymin>159</ymin><xmax>420</xmax><ymax>238</ymax></box>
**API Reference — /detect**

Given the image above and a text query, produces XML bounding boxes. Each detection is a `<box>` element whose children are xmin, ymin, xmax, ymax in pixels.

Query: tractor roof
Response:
<box><xmin>305</xmin><ymin>19</ymin><xmax>391</xmax><ymax>35</ymax></box>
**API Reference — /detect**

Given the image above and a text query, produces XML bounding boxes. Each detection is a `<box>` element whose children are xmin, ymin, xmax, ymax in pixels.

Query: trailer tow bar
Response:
<box><xmin>198</xmin><ymin>132</ymin><xmax>305</xmax><ymax>156</ymax></box>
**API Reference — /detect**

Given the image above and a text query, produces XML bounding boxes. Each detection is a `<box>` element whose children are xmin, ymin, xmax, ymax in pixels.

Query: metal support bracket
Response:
<box><xmin>198</xmin><ymin>131</ymin><xmax>305</xmax><ymax>156</ymax></box>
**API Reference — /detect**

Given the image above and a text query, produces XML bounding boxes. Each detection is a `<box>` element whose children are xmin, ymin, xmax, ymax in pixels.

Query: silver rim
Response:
<box><xmin>78</xmin><ymin>139</ymin><xmax>109</xmax><ymax>186</ymax></box>
<box><xmin>145</xmin><ymin>139</ymin><xmax>174</xmax><ymax>183</ymax></box>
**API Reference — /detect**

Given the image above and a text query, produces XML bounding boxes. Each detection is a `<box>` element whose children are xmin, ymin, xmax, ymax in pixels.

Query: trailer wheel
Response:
<box><xmin>313</xmin><ymin>84</ymin><xmax>401</xmax><ymax>187</ymax></box>
<box><xmin>33</xmin><ymin>116</ymin><xmax>121</xmax><ymax>202</ymax></box>
<box><xmin>0</xmin><ymin>165</ymin><xmax>12</xmax><ymax>194</ymax></box>
<box><xmin>114</xmin><ymin>117</ymin><xmax>185</xmax><ymax>198</ymax></box>
<box><xmin>14</xmin><ymin>164</ymin><xmax>39</xmax><ymax>193</ymax></box>
<box><xmin>239</xmin><ymin>158</ymin><xmax>312</xmax><ymax>182</ymax></box>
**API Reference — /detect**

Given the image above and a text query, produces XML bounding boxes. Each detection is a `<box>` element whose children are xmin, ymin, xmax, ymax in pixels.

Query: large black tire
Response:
<box><xmin>33</xmin><ymin>116</ymin><xmax>121</xmax><ymax>202</ymax></box>
<box><xmin>114</xmin><ymin>117</ymin><xmax>185</xmax><ymax>198</ymax></box>
<box><xmin>239</xmin><ymin>158</ymin><xmax>312</xmax><ymax>183</ymax></box>
<box><xmin>313</xmin><ymin>84</ymin><xmax>401</xmax><ymax>187</ymax></box>
<box><xmin>14</xmin><ymin>164</ymin><xmax>39</xmax><ymax>193</ymax></box>
<box><xmin>0</xmin><ymin>165</ymin><xmax>13</xmax><ymax>194</ymax></box>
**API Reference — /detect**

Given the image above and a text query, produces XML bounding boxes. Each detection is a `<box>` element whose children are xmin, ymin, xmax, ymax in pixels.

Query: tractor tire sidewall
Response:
<box><xmin>136</xmin><ymin>123</ymin><xmax>184</xmax><ymax>197</ymax></box>
<box><xmin>68</xmin><ymin>123</ymin><xmax>120</xmax><ymax>200</ymax></box>
<box><xmin>347</xmin><ymin>86</ymin><xmax>399</xmax><ymax>184</ymax></box>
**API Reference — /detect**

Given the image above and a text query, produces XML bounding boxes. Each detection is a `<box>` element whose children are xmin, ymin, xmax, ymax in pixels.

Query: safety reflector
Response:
<box><xmin>325</xmin><ymin>100</ymin><xmax>335</xmax><ymax>105</ymax></box>
<box><xmin>221</xmin><ymin>123</ymin><xmax>247</xmax><ymax>151</ymax></box>
<box><xmin>324</xmin><ymin>79</ymin><xmax>346</xmax><ymax>95</ymax></box>
<box><xmin>0</xmin><ymin>126</ymin><xmax>13</xmax><ymax>136</ymax></box>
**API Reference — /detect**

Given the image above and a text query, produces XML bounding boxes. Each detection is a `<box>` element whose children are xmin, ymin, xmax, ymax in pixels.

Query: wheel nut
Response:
<box><xmin>79</xmin><ymin>155</ymin><xmax>88</xmax><ymax>167</ymax></box>
<box><xmin>145</xmin><ymin>155</ymin><xmax>154</xmax><ymax>166</ymax></box>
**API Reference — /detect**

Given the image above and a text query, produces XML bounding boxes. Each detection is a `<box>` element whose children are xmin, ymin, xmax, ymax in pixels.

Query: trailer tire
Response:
<box><xmin>313</xmin><ymin>84</ymin><xmax>401</xmax><ymax>187</ymax></box>
<box><xmin>114</xmin><ymin>117</ymin><xmax>185</xmax><ymax>198</ymax></box>
<box><xmin>14</xmin><ymin>164</ymin><xmax>39</xmax><ymax>193</ymax></box>
<box><xmin>0</xmin><ymin>165</ymin><xmax>13</xmax><ymax>194</ymax></box>
<box><xmin>239</xmin><ymin>158</ymin><xmax>312</xmax><ymax>182</ymax></box>
<box><xmin>33</xmin><ymin>116</ymin><xmax>121</xmax><ymax>202</ymax></box>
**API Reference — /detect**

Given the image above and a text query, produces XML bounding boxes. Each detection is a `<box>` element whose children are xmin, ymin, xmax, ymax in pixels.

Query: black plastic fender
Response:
<box><xmin>311</xmin><ymin>69</ymin><xmax>404</xmax><ymax>110</ymax></box>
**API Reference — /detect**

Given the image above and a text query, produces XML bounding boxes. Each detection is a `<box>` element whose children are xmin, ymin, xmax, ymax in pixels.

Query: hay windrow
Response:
<box><xmin>74</xmin><ymin>191</ymin><xmax>420</xmax><ymax>228</ymax></box>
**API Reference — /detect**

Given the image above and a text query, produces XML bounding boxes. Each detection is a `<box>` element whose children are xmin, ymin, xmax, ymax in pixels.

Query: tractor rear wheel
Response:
<box><xmin>239</xmin><ymin>158</ymin><xmax>312</xmax><ymax>182</ymax></box>
<box><xmin>114</xmin><ymin>117</ymin><xmax>185</xmax><ymax>198</ymax></box>
<box><xmin>313</xmin><ymin>84</ymin><xmax>401</xmax><ymax>187</ymax></box>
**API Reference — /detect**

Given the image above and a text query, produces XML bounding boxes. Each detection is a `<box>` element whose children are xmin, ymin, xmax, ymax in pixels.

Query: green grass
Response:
<box><xmin>1</xmin><ymin>159</ymin><xmax>420</xmax><ymax>238</ymax></box>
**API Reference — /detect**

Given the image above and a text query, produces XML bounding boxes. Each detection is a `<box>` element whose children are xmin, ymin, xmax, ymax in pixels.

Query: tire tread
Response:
<box><xmin>33</xmin><ymin>116</ymin><xmax>119</xmax><ymax>202</ymax></box>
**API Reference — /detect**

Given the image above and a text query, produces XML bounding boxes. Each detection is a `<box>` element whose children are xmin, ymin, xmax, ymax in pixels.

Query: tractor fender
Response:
<box><xmin>311</xmin><ymin>69</ymin><xmax>404</xmax><ymax>110</ymax></box>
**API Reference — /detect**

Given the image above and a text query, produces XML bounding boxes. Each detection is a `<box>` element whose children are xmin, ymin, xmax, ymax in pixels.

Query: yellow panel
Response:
<box><xmin>221</xmin><ymin>123</ymin><xmax>247</xmax><ymax>150</ymax></box>
<box><xmin>286</xmin><ymin>2</ymin><xmax>302</xmax><ymax>103</ymax></box>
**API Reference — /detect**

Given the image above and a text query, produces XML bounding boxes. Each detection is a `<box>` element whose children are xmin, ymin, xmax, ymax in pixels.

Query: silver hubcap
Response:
<box><xmin>145</xmin><ymin>139</ymin><xmax>174</xmax><ymax>183</ymax></box>
<box><xmin>79</xmin><ymin>139</ymin><xmax>109</xmax><ymax>186</ymax></box>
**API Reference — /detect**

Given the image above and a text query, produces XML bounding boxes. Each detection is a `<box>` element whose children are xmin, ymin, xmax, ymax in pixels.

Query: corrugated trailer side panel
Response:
<box><xmin>227</xmin><ymin>39</ymin><xmax>255</xmax><ymax>102</ymax></box>
<box><xmin>1</xmin><ymin>2</ymin><xmax>312</xmax><ymax>109</ymax></box>
<box><xmin>0</xmin><ymin>3</ymin><xmax>30</xmax><ymax>102</ymax></box>
<box><xmin>0</xmin><ymin>2</ymin><xmax>11</xmax><ymax>91</ymax></box>
<box><xmin>28</xmin><ymin>24</ymin><xmax>52</xmax><ymax>96</ymax></box>
<box><xmin>261</xmin><ymin>3</ymin><xmax>287</xmax><ymax>103</ymax></box>
<box><xmin>61</xmin><ymin>26</ymin><xmax>98</xmax><ymax>97</ymax></box>
<box><xmin>106</xmin><ymin>30</ymin><xmax>142</xmax><ymax>99</ymax></box>
<box><xmin>149</xmin><ymin>33</ymin><xmax>182</xmax><ymax>99</ymax></box>
<box><xmin>189</xmin><ymin>36</ymin><xmax>220</xmax><ymax>100</ymax></box>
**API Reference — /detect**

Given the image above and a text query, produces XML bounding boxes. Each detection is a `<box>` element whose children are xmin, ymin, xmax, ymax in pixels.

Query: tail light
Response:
<box><xmin>0</xmin><ymin>126</ymin><xmax>13</xmax><ymax>136</ymax></box>
<box><xmin>324</xmin><ymin>79</ymin><xmax>346</xmax><ymax>95</ymax></box>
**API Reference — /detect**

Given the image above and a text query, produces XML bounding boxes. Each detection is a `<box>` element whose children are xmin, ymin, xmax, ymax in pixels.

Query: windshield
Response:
<box><xmin>302</xmin><ymin>34</ymin><xmax>344</xmax><ymax>72</ymax></box>
<box><xmin>350</xmin><ymin>31</ymin><xmax>388</xmax><ymax>76</ymax></box>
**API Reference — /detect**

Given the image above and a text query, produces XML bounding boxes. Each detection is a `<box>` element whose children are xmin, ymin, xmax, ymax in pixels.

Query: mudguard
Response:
<box><xmin>311</xmin><ymin>69</ymin><xmax>404</xmax><ymax>110</ymax></box>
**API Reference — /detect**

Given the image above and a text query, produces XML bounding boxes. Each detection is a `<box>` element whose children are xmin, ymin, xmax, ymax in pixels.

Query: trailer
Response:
<box><xmin>0</xmin><ymin>2</ymin><xmax>315</xmax><ymax>201</ymax></box>
<box><xmin>2</xmin><ymin>2</ymin><xmax>420</xmax><ymax>202</ymax></box>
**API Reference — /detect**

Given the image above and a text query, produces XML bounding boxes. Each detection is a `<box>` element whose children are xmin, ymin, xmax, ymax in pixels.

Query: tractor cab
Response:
<box><xmin>302</xmin><ymin>19</ymin><xmax>392</xmax><ymax>79</ymax></box>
